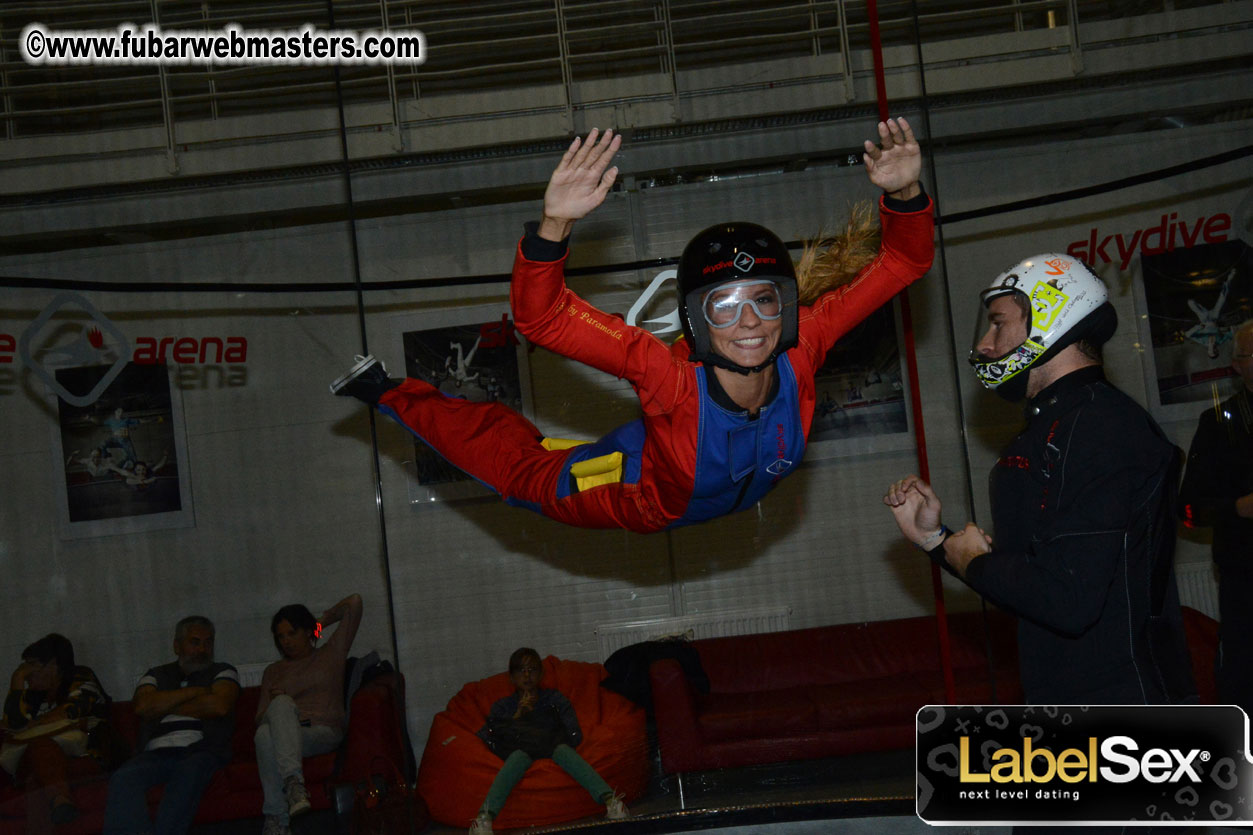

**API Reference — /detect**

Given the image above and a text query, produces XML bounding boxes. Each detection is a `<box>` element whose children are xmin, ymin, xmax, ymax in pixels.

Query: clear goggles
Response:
<box><xmin>702</xmin><ymin>280</ymin><xmax>783</xmax><ymax>329</ymax></box>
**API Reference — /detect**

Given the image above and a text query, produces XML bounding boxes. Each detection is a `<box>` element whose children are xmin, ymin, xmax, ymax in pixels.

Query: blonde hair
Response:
<box><xmin>795</xmin><ymin>202</ymin><xmax>880</xmax><ymax>306</ymax></box>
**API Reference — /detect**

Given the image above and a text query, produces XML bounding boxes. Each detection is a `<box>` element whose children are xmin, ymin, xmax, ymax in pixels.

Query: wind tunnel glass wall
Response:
<box><xmin>3</xmin><ymin>0</ymin><xmax>1252</xmax><ymax>828</ymax></box>
<box><xmin>0</xmin><ymin>34</ymin><xmax>416</xmax><ymax>819</ymax></box>
<box><xmin>345</xmin><ymin>137</ymin><xmax>951</xmax><ymax>733</ymax></box>
<box><xmin>0</xmin><ymin>192</ymin><xmax>401</xmax><ymax>700</ymax></box>
<box><xmin>342</xmin><ymin>78</ymin><xmax>1251</xmax><ymax>835</ymax></box>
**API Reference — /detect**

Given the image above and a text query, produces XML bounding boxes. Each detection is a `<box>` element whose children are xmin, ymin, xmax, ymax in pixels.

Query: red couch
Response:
<box><xmin>1181</xmin><ymin>605</ymin><xmax>1219</xmax><ymax>705</ymax></box>
<box><xmin>417</xmin><ymin>656</ymin><xmax>649</xmax><ymax>830</ymax></box>
<box><xmin>649</xmin><ymin>607</ymin><xmax>1220</xmax><ymax>776</ymax></box>
<box><xmin>0</xmin><ymin>671</ymin><xmax>418</xmax><ymax>834</ymax></box>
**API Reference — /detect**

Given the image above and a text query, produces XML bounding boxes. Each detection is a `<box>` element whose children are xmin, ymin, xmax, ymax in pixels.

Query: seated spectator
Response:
<box><xmin>1</xmin><ymin>634</ymin><xmax>111</xmax><ymax>829</ymax></box>
<box><xmin>470</xmin><ymin>647</ymin><xmax>628</xmax><ymax>834</ymax></box>
<box><xmin>104</xmin><ymin>615</ymin><xmax>240</xmax><ymax>835</ymax></box>
<box><xmin>255</xmin><ymin>594</ymin><xmax>362</xmax><ymax>835</ymax></box>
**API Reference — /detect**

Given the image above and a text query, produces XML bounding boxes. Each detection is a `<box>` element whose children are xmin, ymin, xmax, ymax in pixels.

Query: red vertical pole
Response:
<box><xmin>866</xmin><ymin>0</ymin><xmax>890</xmax><ymax>123</ymax></box>
<box><xmin>866</xmin><ymin>0</ymin><xmax>956</xmax><ymax>703</ymax></box>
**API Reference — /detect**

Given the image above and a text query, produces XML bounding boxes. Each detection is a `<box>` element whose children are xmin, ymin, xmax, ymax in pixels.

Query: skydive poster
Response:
<box><xmin>807</xmin><ymin>298</ymin><xmax>913</xmax><ymax>459</ymax></box>
<box><xmin>52</xmin><ymin>361</ymin><xmax>194</xmax><ymax>539</ymax></box>
<box><xmin>620</xmin><ymin>264</ymin><xmax>916</xmax><ymax>460</ymax></box>
<box><xmin>1137</xmin><ymin>239</ymin><xmax>1253</xmax><ymax>417</ymax></box>
<box><xmin>399</xmin><ymin>304</ymin><xmax>533</xmax><ymax>505</ymax></box>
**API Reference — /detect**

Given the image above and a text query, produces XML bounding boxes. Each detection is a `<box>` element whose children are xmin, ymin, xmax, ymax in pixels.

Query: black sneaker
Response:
<box><xmin>329</xmin><ymin>355</ymin><xmax>399</xmax><ymax>405</ymax></box>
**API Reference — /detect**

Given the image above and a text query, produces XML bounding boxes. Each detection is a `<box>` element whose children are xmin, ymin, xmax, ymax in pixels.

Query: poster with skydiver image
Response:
<box><xmin>400</xmin><ymin>306</ymin><xmax>533</xmax><ymax>505</ymax></box>
<box><xmin>1136</xmin><ymin>239</ymin><xmax>1253</xmax><ymax>419</ymax></box>
<box><xmin>53</xmin><ymin>361</ymin><xmax>194</xmax><ymax>538</ymax></box>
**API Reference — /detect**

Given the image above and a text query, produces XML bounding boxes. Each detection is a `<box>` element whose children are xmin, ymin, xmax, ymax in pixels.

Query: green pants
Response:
<box><xmin>482</xmin><ymin>744</ymin><xmax>612</xmax><ymax>816</ymax></box>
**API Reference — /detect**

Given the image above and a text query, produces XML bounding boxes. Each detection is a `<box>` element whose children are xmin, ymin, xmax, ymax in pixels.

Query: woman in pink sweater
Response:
<box><xmin>255</xmin><ymin>594</ymin><xmax>362</xmax><ymax>835</ymax></box>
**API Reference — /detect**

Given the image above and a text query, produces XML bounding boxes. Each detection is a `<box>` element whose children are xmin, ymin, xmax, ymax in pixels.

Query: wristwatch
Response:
<box><xmin>925</xmin><ymin>526</ymin><xmax>953</xmax><ymax>565</ymax></box>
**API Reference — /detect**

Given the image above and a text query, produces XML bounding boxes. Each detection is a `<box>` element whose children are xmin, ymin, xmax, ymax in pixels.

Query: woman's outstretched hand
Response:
<box><xmin>863</xmin><ymin>117</ymin><xmax>921</xmax><ymax>201</ymax></box>
<box><xmin>539</xmin><ymin>127</ymin><xmax>622</xmax><ymax>242</ymax></box>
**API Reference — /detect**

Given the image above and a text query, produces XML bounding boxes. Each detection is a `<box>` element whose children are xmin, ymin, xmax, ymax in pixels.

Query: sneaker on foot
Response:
<box><xmin>261</xmin><ymin>815</ymin><xmax>290</xmax><ymax>835</ymax></box>
<box><xmin>604</xmin><ymin>791</ymin><xmax>630</xmax><ymax>820</ymax></box>
<box><xmin>468</xmin><ymin>808</ymin><xmax>494</xmax><ymax>834</ymax></box>
<box><xmin>284</xmin><ymin>775</ymin><xmax>311</xmax><ymax>817</ymax></box>
<box><xmin>329</xmin><ymin>355</ymin><xmax>399</xmax><ymax>404</ymax></box>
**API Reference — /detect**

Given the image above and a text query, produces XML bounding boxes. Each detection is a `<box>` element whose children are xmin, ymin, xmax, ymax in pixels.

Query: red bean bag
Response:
<box><xmin>417</xmin><ymin>655</ymin><xmax>649</xmax><ymax>828</ymax></box>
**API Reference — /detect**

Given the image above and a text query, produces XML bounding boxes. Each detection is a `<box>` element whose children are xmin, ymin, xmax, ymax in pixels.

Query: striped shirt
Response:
<box><xmin>135</xmin><ymin>661</ymin><xmax>239</xmax><ymax>758</ymax></box>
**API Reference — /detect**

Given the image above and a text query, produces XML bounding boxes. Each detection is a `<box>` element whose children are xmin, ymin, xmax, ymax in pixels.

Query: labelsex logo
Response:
<box><xmin>960</xmin><ymin>735</ymin><xmax>1208</xmax><ymax>785</ymax></box>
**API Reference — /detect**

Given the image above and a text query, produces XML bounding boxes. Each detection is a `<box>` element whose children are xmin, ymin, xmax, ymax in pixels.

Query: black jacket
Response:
<box><xmin>1180</xmin><ymin>387</ymin><xmax>1253</xmax><ymax>570</ymax></box>
<box><xmin>965</xmin><ymin>367</ymin><xmax>1196</xmax><ymax>704</ymax></box>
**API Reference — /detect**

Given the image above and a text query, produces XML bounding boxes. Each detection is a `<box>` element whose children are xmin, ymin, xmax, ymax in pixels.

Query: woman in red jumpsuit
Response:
<box><xmin>333</xmin><ymin>121</ymin><xmax>933</xmax><ymax>533</ymax></box>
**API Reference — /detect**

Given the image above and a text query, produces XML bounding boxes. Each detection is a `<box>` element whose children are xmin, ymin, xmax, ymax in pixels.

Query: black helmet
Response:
<box><xmin>676</xmin><ymin>222</ymin><xmax>799</xmax><ymax>374</ymax></box>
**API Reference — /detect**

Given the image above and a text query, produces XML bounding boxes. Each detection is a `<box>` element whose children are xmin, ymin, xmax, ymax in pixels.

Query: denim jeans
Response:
<box><xmin>103</xmin><ymin>747</ymin><xmax>224</xmax><ymax>835</ymax></box>
<box><xmin>482</xmin><ymin>744</ymin><xmax>612</xmax><ymax>816</ymax></box>
<box><xmin>254</xmin><ymin>695</ymin><xmax>343</xmax><ymax>823</ymax></box>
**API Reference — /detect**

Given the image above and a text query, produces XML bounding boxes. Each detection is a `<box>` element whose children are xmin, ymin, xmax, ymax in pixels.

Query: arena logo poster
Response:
<box><xmin>917</xmin><ymin>705</ymin><xmax>1253</xmax><ymax>825</ymax></box>
<box><xmin>13</xmin><ymin>292</ymin><xmax>197</xmax><ymax>538</ymax></box>
<box><xmin>17</xmin><ymin>292</ymin><xmax>131</xmax><ymax>407</ymax></box>
<box><xmin>399</xmin><ymin>303</ymin><xmax>534</xmax><ymax>505</ymax></box>
<box><xmin>4</xmin><ymin>291</ymin><xmax>249</xmax><ymax>404</ymax></box>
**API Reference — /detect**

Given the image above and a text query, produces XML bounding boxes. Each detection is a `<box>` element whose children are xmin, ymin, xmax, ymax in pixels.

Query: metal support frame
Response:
<box><xmin>381</xmin><ymin>0</ymin><xmax>405</xmax><ymax>151</ymax></box>
<box><xmin>1</xmin><ymin>38</ymin><xmax>10</xmax><ymax>140</ymax></box>
<box><xmin>809</xmin><ymin>0</ymin><xmax>824</xmax><ymax>56</ymax></box>
<box><xmin>202</xmin><ymin>0</ymin><xmax>219</xmax><ymax>122</ymax></box>
<box><xmin>0</xmin><ymin>0</ymin><xmax>1234</xmax><ymax>164</ymax></box>
<box><xmin>554</xmin><ymin>0</ymin><xmax>575</xmax><ymax>130</ymax></box>
<box><xmin>1068</xmin><ymin>0</ymin><xmax>1086</xmax><ymax>73</ymax></box>
<box><xmin>837</xmin><ymin>0</ymin><xmax>855</xmax><ymax>100</ymax></box>
<box><xmin>405</xmin><ymin>4</ymin><xmax>420</xmax><ymax>104</ymax></box>
<box><xmin>660</xmin><ymin>0</ymin><xmax>681</xmax><ymax>122</ymax></box>
<box><xmin>151</xmin><ymin>0</ymin><xmax>179</xmax><ymax>173</ymax></box>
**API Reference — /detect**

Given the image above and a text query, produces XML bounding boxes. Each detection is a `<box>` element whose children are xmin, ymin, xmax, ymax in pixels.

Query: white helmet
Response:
<box><xmin>969</xmin><ymin>253</ymin><xmax>1116</xmax><ymax>399</ymax></box>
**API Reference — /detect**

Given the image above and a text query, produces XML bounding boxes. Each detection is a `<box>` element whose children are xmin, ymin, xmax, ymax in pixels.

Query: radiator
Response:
<box><xmin>1175</xmin><ymin>561</ymin><xmax>1220</xmax><ymax>621</ymax></box>
<box><xmin>234</xmin><ymin>662</ymin><xmax>269</xmax><ymax>688</ymax></box>
<box><xmin>596</xmin><ymin>607</ymin><xmax>792</xmax><ymax>660</ymax></box>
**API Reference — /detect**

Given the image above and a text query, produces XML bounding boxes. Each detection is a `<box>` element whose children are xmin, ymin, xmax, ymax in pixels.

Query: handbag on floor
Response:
<box><xmin>351</xmin><ymin>755</ymin><xmax>420</xmax><ymax>835</ymax></box>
